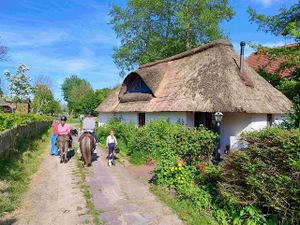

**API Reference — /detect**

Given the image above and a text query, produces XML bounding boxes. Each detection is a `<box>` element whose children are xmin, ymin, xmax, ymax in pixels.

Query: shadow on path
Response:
<box><xmin>0</xmin><ymin>218</ymin><xmax>17</xmax><ymax>225</ymax></box>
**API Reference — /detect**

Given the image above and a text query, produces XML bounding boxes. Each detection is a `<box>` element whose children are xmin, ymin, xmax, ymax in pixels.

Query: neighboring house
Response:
<box><xmin>247</xmin><ymin>43</ymin><xmax>298</xmax><ymax>78</ymax></box>
<box><xmin>0</xmin><ymin>97</ymin><xmax>12</xmax><ymax>113</ymax></box>
<box><xmin>96</xmin><ymin>40</ymin><xmax>293</xmax><ymax>152</ymax></box>
<box><xmin>0</xmin><ymin>97</ymin><xmax>31</xmax><ymax>113</ymax></box>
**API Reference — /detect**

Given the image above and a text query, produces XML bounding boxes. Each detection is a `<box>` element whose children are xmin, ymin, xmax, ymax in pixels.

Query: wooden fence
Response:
<box><xmin>0</xmin><ymin>121</ymin><xmax>51</xmax><ymax>156</ymax></box>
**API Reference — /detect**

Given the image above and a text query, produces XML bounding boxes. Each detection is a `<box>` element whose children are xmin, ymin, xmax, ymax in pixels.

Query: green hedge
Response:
<box><xmin>97</xmin><ymin>119</ymin><xmax>217</xmax><ymax>165</ymax></box>
<box><xmin>220</xmin><ymin>127</ymin><xmax>300</xmax><ymax>225</ymax></box>
<box><xmin>0</xmin><ymin>113</ymin><xmax>52</xmax><ymax>132</ymax></box>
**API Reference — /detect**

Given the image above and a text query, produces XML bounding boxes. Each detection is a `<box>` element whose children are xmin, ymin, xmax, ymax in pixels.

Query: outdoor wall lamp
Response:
<box><xmin>213</xmin><ymin>112</ymin><xmax>223</xmax><ymax>164</ymax></box>
<box><xmin>214</xmin><ymin>112</ymin><xmax>223</xmax><ymax>124</ymax></box>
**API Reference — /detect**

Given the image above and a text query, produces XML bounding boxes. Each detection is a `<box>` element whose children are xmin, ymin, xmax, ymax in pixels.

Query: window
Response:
<box><xmin>127</xmin><ymin>76</ymin><xmax>151</xmax><ymax>94</ymax></box>
<box><xmin>138</xmin><ymin>113</ymin><xmax>146</xmax><ymax>127</ymax></box>
<box><xmin>194</xmin><ymin>112</ymin><xmax>214</xmax><ymax>131</ymax></box>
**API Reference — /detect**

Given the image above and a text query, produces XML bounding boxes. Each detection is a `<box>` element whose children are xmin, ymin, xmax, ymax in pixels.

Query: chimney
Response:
<box><xmin>240</xmin><ymin>41</ymin><xmax>246</xmax><ymax>72</ymax></box>
<box><xmin>238</xmin><ymin>41</ymin><xmax>254</xmax><ymax>87</ymax></box>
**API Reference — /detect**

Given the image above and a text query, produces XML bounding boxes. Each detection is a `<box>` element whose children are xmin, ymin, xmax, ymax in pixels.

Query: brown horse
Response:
<box><xmin>57</xmin><ymin>135</ymin><xmax>70</xmax><ymax>163</ymax></box>
<box><xmin>79</xmin><ymin>133</ymin><xmax>94</xmax><ymax>167</ymax></box>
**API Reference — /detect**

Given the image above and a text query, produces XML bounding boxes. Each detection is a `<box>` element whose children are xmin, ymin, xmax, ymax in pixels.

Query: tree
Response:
<box><xmin>248</xmin><ymin>2</ymin><xmax>299</xmax><ymax>69</ymax></box>
<box><xmin>34</xmin><ymin>75</ymin><xmax>53</xmax><ymax>89</ymax></box>
<box><xmin>61</xmin><ymin>75</ymin><xmax>83</xmax><ymax>102</ymax></box>
<box><xmin>67</xmin><ymin>80</ymin><xmax>96</xmax><ymax>115</ymax></box>
<box><xmin>248</xmin><ymin>1</ymin><xmax>300</xmax><ymax>128</ymax></box>
<box><xmin>4</xmin><ymin>64</ymin><xmax>32</xmax><ymax>109</ymax></box>
<box><xmin>95</xmin><ymin>88</ymin><xmax>111</xmax><ymax>105</ymax></box>
<box><xmin>31</xmin><ymin>84</ymin><xmax>61</xmax><ymax>114</ymax></box>
<box><xmin>110</xmin><ymin>0</ymin><xmax>235</xmax><ymax>76</ymax></box>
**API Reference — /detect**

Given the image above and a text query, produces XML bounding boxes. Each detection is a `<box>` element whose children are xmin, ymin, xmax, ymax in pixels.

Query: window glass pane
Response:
<box><xmin>127</xmin><ymin>76</ymin><xmax>151</xmax><ymax>93</ymax></box>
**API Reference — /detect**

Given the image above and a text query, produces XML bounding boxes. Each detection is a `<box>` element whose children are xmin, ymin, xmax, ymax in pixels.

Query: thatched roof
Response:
<box><xmin>96</xmin><ymin>40</ymin><xmax>293</xmax><ymax>114</ymax></box>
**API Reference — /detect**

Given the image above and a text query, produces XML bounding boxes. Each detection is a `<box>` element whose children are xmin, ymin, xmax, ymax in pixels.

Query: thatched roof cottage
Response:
<box><xmin>96</xmin><ymin>40</ymin><xmax>292</xmax><ymax>152</ymax></box>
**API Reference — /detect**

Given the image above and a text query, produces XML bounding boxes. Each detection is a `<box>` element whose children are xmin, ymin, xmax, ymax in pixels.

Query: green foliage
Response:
<box><xmin>220</xmin><ymin>127</ymin><xmax>300</xmax><ymax>224</ymax></box>
<box><xmin>95</xmin><ymin>88</ymin><xmax>111</xmax><ymax>105</ymax></box>
<box><xmin>248</xmin><ymin>2</ymin><xmax>300</xmax><ymax>128</ymax></box>
<box><xmin>151</xmin><ymin>185</ymin><xmax>218</xmax><ymax>225</ymax></box>
<box><xmin>110</xmin><ymin>0</ymin><xmax>235</xmax><ymax>76</ymax></box>
<box><xmin>248</xmin><ymin>2</ymin><xmax>300</xmax><ymax>41</ymax></box>
<box><xmin>0</xmin><ymin>129</ymin><xmax>50</xmax><ymax>217</ymax></box>
<box><xmin>31</xmin><ymin>84</ymin><xmax>61</xmax><ymax>114</ymax></box>
<box><xmin>0</xmin><ymin>113</ymin><xmax>52</xmax><ymax>132</ymax></box>
<box><xmin>61</xmin><ymin>75</ymin><xmax>83</xmax><ymax>102</ymax></box>
<box><xmin>96</xmin><ymin>118</ymin><xmax>137</xmax><ymax>152</ymax></box>
<box><xmin>97</xmin><ymin>119</ymin><xmax>216</xmax><ymax>165</ymax></box>
<box><xmin>97</xmin><ymin>119</ymin><xmax>300</xmax><ymax>224</ymax></box>
<box><xmin>61</xmin><ymin>75</ymin><xmax>101</xmax><ymax>116</ymax></box>
<box><xmin>248</xmin><ymin>2</ymin><xmax>300</xmax><ymax>130</ymax></box>
<box><xmin>256</xmin><ymin>68</ymin><xmax>300</xmax><ymax>128</ymax></box>
<box><xmin>127</xmin><ymin>120</ymin><xmax>217</xmax><ymax>164</ymax></box>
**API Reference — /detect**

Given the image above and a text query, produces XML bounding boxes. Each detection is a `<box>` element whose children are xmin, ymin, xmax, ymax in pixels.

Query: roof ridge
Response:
<box><xmin>139</xmin><ymin>39</ymin><xmax>232</xmax><ymax>69</ymax></box>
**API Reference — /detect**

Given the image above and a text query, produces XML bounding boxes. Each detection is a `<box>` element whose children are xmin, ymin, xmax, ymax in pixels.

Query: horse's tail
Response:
<box><xmin>81</xmin><ymin>136</ymin><xmax>92</xmax><ymax>167</ymax></box>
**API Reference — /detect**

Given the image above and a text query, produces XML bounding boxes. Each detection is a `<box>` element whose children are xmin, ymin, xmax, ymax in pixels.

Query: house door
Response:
<box><xmin>138</xmin><ymin>113</ymin><xmax>146</xmax><ymax>127</ymax></box>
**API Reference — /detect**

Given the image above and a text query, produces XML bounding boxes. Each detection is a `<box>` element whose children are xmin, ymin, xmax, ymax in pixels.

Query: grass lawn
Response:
<box><xmin>0</xmin><ymin>129</ymin><xmax>50</xmax><ymax>217</ymax></box>
<box><xmin>151</xmin><ymin>185</ymin><xmax>218</xmax><ymax>225</ymax></box>
<box><xmin>68</xmin><ymin>117</ymin><xmax>82</xmax><ymax>128</ymax></box>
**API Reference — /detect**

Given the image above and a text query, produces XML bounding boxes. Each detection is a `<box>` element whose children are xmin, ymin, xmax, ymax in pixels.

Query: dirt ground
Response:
<box><xmin>0</xmin><ymin>138</ymin><xmax>184</xmax><ymax>225</ymax></box>
<box><xmin>0</xmin><ymin>143</ymin><xmax>92</xmax><ymax>225</ymax></box>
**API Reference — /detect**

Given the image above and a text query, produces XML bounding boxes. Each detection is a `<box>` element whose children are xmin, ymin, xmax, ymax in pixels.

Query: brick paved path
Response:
<box><xmin>86</xmin><ymin>148</ymin><xmax>183</xmax><ymax>225</ymax></box>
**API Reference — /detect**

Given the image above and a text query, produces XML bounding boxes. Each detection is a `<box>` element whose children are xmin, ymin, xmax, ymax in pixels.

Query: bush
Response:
<box><xmin>96</xmin><ymin>118</ymin><xmax>137</xmax><ymax>152</ymax></box>
<box><xmin>128</xmin><ymin>120</ymin><xmax>217</xmax><ymax>165</ymax></box>
<box><xmin>0</xmin><ymin>113</ymin><xmax>52</xmax><ymax>132</ymax></box>
<box><xmin>220</xmin><ymin>127</ymin><xmax>300</xmax><ymax>224</ymax></box>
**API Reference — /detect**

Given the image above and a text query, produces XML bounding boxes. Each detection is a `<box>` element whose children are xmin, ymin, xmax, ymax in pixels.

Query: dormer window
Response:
<box><xmin>126</xmin><ymin>76</ymin><xmax>151</xmax><ymax>94</ymax></box>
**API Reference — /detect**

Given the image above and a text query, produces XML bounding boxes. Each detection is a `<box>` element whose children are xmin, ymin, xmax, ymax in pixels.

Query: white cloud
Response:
<box><xmin>0</xmin><ymin>26</ymin><xmax>68</xmax><ymax>47</ymax></box>
<box><xmin>233</xmin><ymin>41</ymin><xmax>289</xmax><ymax>57</ymax></box>
<box><xmin>249</xmin><ymin>0</ymin><xmax>287</xmax><ymax>7</ymax></box>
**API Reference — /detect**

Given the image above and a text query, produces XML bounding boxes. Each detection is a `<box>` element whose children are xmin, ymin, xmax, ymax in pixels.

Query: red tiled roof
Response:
<box><xmin>246</xmin><ymin>43</ymin><xmax>298</xmax><ymax>78</ymax></box>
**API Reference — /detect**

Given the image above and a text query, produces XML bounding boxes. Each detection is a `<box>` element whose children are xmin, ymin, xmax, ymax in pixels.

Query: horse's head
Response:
<box><xmin>70</xmin><ymin>129</ymin><xmax>78</xmax><ymax>137</ymax></box>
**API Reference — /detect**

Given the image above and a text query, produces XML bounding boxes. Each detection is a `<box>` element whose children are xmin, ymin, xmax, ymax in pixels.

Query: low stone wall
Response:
<box><xmin>0</xmin><ymin>121</ymin><xmax>51</xmax><ymax>156</ymax></box>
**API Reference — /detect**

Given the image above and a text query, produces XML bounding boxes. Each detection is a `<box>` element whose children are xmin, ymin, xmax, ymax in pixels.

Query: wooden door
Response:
<box><xmin>138</xmin><ymin>113</ymin><xmax>146</xmax><ymax>127</ymax></box>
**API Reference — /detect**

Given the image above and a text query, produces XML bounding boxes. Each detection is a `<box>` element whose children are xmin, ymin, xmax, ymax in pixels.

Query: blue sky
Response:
<box><xmin>0</xmin><ymin>0</ymin><xmax>297</xmax><ymax>100</ymax></box>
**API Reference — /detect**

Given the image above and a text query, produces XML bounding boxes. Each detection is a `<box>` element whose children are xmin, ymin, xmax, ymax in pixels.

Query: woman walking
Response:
<box><xmin>50</xmin><ymin>119</ymin><xmax>59</xmax><ymax>156</ymax></box>
<box><xmin>106</xmin><ymin>130</ymin><xmax>117</xmax><ymax>166</ymax></box>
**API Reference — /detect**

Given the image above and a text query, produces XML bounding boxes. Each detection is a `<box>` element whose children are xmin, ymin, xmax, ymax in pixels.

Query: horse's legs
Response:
<box><xmin>64</xmin><ymin>143</ymin><xmax>68</xmax><ymax>163</ymax></box>
<box><xmin>59</xmin><ymin>144</ymin><xmax>63</xmax><ymax>163</ymax></box>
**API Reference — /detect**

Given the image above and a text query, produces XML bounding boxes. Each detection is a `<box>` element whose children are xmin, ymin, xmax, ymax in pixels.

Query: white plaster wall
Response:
<box><xmin>273</xmin><ymin>114</ymin><xmax>288</xmax><ymax>126</ymax></box>
<box><xmin>146</xmin><ymin>112</ymin><xmax>187</xmax><ymax>125</ymax></box>
<box><xmin>98</xmin><ymin>112</ymin><xmax>138</xmax><ymax>126</ymax></box>
<box><xmin>220</xmin><ymin>113</ymin><xmax>286</xmax><ymax>152</ymax></box>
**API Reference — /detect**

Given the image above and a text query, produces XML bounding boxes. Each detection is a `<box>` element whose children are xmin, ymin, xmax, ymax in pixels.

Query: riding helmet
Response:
<box><xmin>61</xmin><ymin>116</ymin><xmax>67</xmax><ymax>121</ymax></box>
